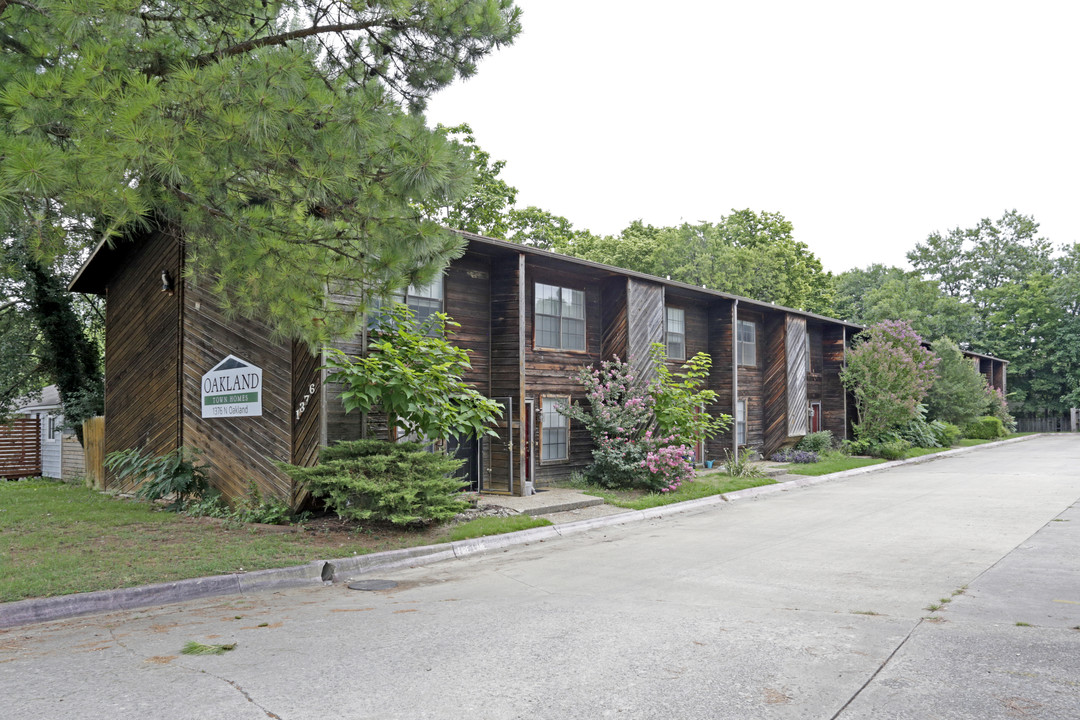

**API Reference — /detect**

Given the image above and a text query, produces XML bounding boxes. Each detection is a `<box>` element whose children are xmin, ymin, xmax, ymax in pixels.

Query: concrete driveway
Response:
<box><xmin>3</xmin><ymin>435</ymin><xmax>1079</xmax><ymax>719</ymax></box>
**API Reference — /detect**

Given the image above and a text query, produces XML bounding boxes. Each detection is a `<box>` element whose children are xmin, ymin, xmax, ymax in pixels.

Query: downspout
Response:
<box><xmin>732</xmin><ymin>299</ymin><xmax>739</xmax><ymax>459</ymax></box>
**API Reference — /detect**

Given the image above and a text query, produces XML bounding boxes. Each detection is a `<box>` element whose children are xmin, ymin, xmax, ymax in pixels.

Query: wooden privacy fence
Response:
<box><xmin>0</xmin><ymin>417</ymin><xmax>41</xmax><ymax>478</ymax></box>
<box><xmin>82</xmin><ymin>416</ymin><xmax>105</xmax><ymax>490</ymax></box>
<box><xmin>1016</xmin><ymin>414</ymin><xmax>1077</xmax><ymax>433</ymax></box>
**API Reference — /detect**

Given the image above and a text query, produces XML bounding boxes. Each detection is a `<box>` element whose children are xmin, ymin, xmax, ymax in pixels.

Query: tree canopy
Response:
<box><xmin>834</xmin><ymin>211</ymin><xmax>1080</xmax><ymax>416</ymax></box>
<box><xmin>1</xmin><ymin>0</ymin><xmax>522</xmax><ymax>347</ymax></box>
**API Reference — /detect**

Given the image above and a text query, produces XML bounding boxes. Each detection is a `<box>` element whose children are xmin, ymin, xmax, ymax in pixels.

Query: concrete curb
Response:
<box><xmin>0</xmin><ymin>434</ymin><xmax>1043</xmax><ymax>629</ymax></box>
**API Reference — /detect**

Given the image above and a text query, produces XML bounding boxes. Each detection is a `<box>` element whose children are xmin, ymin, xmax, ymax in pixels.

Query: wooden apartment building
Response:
<box><xmin>69</xmin><ymin>228</ymin><xmax>1007</xmax><ymax>503</ymax></box>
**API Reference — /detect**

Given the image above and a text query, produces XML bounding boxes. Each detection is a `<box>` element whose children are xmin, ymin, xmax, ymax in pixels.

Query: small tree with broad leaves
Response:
<box><xmin>325</xmin><ymin>304</ymin><xmax>502</xmax><ymax>442</ymax></box>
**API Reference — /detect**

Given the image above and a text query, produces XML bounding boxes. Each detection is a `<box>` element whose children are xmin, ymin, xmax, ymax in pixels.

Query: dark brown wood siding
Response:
<box><xmin>102</xmin><ymin>229</ymin><xmax>182</xmax><ymax>491</ymax></box>
<box><xmin>446</xmin><ymin>251</ymin><xmax>492</xmax><ymax>391</ymax></box>
<box><xmin>291</xmin><ymin>341</ymin><xmax>322</xmax><ymax>467</ymax></box>
<box><xmin>762</xmin><ymin>311</ymin><xmax>788</xmax><ymax>457</ymax></box>
<box><xmin>600</xmin><ymin>277</ymin><xmax>629</xmax><ymax>361</ymax></box>
<box><xmin>822</xmin><ymin>324</ymin><xmax>847</xmax><ymax>438</ymax></box>
<box><xmin>181</xmin><ymin>280</ymin><xmax>293</xmax><ymax>503</ymax></box>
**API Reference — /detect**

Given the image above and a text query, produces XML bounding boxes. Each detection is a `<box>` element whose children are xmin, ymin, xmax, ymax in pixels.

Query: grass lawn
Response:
<box><xmin>573</xmin><ymin>472</ymin><xmax>776</xmax><ymax>510</ymax></box>
<box><xmin>784</xmin><ymin>455</ymin><xmax>886</xmax><ymax>476</ymax></box>
<box><xmin>0</xmin><ymin>479</ymin><xmax>462</xmax><ymax>603</ymax></box>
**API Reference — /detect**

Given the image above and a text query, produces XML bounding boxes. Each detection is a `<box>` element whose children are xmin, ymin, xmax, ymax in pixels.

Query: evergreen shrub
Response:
<box><xmin>282</xmin><ymin>440</ymin><xmax>468</xmax><ymax>526</ymax></box>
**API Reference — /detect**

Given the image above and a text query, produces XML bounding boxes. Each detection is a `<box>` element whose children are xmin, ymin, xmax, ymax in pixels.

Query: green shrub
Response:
<box><xmin>796</xmin><ymin>431</ymin><xmax>834</xmax><ymax>453</ymax></box>
<box><xmin>962</xmin><ymin>416</ymin><xmax>1006</xmax><ymax>440</ymax></box>
<box><xmin>282</xmin><ymin>440</ymin><xmax>468</xmax><ymax>526</ymax></box>
<box><xmin>230</xmin><ymin>483</ymin><xmax>294</xmax><ymax>525</ymax></box>
<box><xmin>873</xmin><ymin>439</ymin><xmax>910</xmax><ymax>460</ymax></box>
<box><xmin>184</xmin><ymin>483</ymin><xmax>295</xmax><ymax>525</ymax></box>
<box><xmin>934</xmin><ymin>422</ymin><xmax>962</xmax><ymax>447</ymax></box>
<box><xmin>104</xmin><ymin>446</ymin><xmax>209</xmax><ymax>510</ymax></box>
<box><xmin>899</xmin><ymin>406</ymin><xmax>943</xmax><ymax>448</ymax></box>
<box><xmin>841</xmin><ymin>438</ymin><xmax>871</xmax><ymax>456</ymax></box>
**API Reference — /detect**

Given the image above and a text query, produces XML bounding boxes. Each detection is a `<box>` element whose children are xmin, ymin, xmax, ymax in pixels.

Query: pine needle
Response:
<box><xmin>181</xmin><ymin>641</ymin><xmax>236</xmax><ymax>656</ymax></box>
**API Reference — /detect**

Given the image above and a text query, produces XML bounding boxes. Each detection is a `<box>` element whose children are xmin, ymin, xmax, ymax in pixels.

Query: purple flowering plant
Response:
<box><xmin>840</xmin><ymin>320</ymin><xmax>939</xmax><ymax>441</ymax></box>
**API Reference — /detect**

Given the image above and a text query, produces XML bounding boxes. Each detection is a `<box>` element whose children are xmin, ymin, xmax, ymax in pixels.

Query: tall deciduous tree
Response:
<box><xmin>1</xmin><ymin>0</ymin><xmax>522</xmax><ymax>348</ymax></box>
<box><xmin>562</xmin><ymin>212</ymin><xmax>835</xmax><ymax>314</ymax></box>
<box><xmin>906</xmin><ymin>211</ymin><xmax>1072</xmax><ymax>415</ymax></box>
<box><xmin>925</xmin><ymin>337</ymin><xmax>990</xmax><ymax>426</ymax></box>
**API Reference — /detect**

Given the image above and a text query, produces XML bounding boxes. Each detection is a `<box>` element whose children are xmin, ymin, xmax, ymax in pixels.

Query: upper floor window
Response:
<box><xmin>806</xmin><ymin>332</ymin><xmax>812</xmax><ymax>373</ymax></box>
<box><xmin>406</xmin><ymin>277</ymin><xmax>443</xmax><ymax>325</ymax></box>
<box><xmin>737</xmin><ymin>320</ymin><xmax>757</xmax><ymax>366</ymax></box>
<box><xmin>535</xmin><ymin>283</ymin><xmax>585</xmax><ymax>351</ymax></box>
<box><xmin>666</xmin><ymin>307</ymin><xmax>685</xmax><ymax>361</ymax></box>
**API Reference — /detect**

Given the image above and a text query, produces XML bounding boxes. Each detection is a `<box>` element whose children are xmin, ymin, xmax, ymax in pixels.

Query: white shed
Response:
<box><xmin>15</xmin><ymin>386</ymin><xmax>64</xmax><ymax>480</ymax></box>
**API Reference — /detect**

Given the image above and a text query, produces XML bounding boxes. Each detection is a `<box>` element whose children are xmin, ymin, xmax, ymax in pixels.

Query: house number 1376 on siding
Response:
<box><xmin>295</xmin><ymin>383</ymin><xmax>317</xmax><ymax>421</ymax></box>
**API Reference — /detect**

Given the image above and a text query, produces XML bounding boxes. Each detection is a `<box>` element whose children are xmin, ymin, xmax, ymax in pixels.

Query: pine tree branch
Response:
<box><xmin>191</xmin><ymin>20</ymin><xmax>385</xmax><ymax>67</ymax></box>
<box><xmin>0</xmin><ymin>0</ymin><xmax>45</xmax><ymax>17</ymax></box>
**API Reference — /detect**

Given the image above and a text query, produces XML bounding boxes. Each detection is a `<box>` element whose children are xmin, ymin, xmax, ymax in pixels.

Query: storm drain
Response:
<box><xmin>348</xmin><ymin>579</ymin><xmax>398</xmax><ymax>591</ymax></box>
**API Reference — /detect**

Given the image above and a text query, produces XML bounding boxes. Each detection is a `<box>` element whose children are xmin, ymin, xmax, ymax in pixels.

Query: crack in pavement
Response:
<box><xmin>829</xmin><ymin>617</ymin><xmax>925</xmax><ymax>719</ymax></box>
<box><xmin>219</xmin><ymin>676</ymin><xmax>284</xmax><ymax>719</ymax></box>
<box><xmin>109</xmin><ymin>621</ymin><xmax>283</xmax><ymax>719</ymax></box>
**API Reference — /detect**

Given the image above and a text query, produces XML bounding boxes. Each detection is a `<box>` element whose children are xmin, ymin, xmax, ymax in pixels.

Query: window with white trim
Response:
<box><xmin>405</xmin><ymin>277</ymin><xmax>444</xmax><ymax>325</ymax></box>
<box><xmin>535</xmin><ymin>283</ymin><xmax>585</xmax><ymax>351</ymax></box>
<box><xmin>736</xmin><ymin>399</ymin><xmax>747</xmax><ymax>446</ymax></box>
<box><xmin>737</xmin><ymin>320</ymin><xmax>757</xmax><ymax>366</ymax></box>
<box><xmin>541</xmin><ymin>397</ymin><xmax>569</xmax><ymax>461</ymax></box>
<box><xmin>666</xmin><ymin>307</ymin><xmax>685</xmax><ymax>361</ymax></box>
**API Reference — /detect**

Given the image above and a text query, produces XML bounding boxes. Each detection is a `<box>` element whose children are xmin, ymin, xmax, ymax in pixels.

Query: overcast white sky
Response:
<box><xmin>425</xmin><ymin>1</ymin><xmax>1080</xmax><ymax>273</ymax></box>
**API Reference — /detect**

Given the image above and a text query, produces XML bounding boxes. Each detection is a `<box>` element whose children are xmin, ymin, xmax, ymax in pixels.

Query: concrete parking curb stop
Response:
<box><xmin>0</xmin><ymin>434</ymin><xmax>1043</xmax><ymax>629</ymax></box>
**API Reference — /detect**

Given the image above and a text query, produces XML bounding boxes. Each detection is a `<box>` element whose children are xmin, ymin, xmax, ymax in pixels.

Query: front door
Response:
<box><xmin>446</xmin><ymin>435</ymin><xmax>481</xmax><ymax>491</ymax></box>
<box><xmin>810</xmin><ymin>402</ymin><xmax>822</xmax><ymax>433</ymax></box>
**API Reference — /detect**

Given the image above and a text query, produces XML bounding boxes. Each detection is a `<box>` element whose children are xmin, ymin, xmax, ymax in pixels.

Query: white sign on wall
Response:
<box><xmin>201</xmin><ymin>355</ymin><xmax>263</xmax><ymax>419</ymax></box>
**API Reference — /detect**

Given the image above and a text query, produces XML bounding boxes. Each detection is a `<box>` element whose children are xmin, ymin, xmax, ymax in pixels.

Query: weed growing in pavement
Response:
<box><xmin>925</xmin><ymin>602</ymin><xmax>944</xmax><ymax>612</ymax></box>
<box><xmin>851</xmin><ymin>610</ymin><xmax>882</xmax><ymax>616</ymax></box>
<box><xmin>1015</xmin><ymin>622</ymin><xmax>1031</xmax><ymax>627</ymax></box>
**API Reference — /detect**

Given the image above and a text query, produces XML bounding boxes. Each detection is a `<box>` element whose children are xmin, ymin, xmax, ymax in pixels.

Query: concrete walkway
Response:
<box><xmin>3</xmin><ymin>434</ymin><xmax>1078</xmax><ymax>719</ymax></box>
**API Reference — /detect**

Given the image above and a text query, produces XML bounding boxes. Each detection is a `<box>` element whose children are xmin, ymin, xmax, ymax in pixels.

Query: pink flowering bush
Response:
<box><xmin>640</xmin><ymin>438</ymin><xmax>695</xmax><ymax>493</ymax></box>
<box><xmin>841</xmin><ymin>320</ymin><xmax>939</xmax><ymax>442</ymax></box>
<box><xmin>561</xmin><ymin>356</ymin><xmax>696</xmax><ymax>492</ymax></box>
<box><xmin>560</xmin><ymin>357</ymin><xmax>657</xmax><ymax>489</ymax></box>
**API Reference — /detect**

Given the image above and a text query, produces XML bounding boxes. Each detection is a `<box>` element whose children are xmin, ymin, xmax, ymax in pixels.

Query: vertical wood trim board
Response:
<box><xmin>786</xmin><ymin>315</ymin><xmax>809</xmax><ymax>437</ymax></box>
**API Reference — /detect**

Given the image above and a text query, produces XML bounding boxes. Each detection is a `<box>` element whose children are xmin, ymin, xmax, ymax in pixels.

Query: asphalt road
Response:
<box><xmin>3</xmin><ymin>435</ymin><xmax>1079</xmax><ymax>719</ymax></box>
